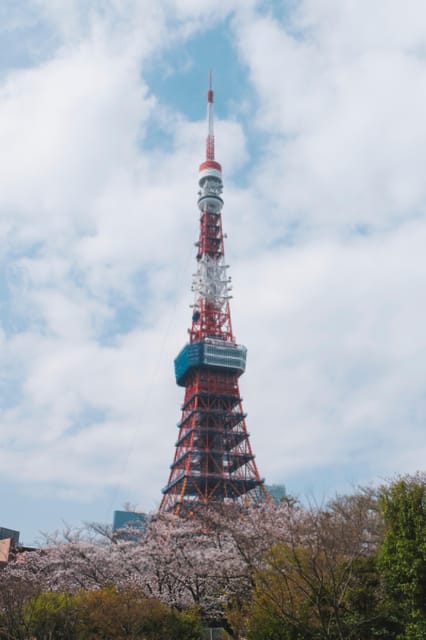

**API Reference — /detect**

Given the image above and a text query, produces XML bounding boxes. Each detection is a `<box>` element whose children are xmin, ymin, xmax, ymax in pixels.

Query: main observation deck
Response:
<box><xmin>174</xmin><ymin>338</ymin><xmax>247</xmax><ymax>386</ymax></box>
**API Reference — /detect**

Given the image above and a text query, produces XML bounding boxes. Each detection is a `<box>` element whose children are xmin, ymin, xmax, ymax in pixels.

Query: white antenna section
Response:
<box><xmin>192</xmin><ymin>255</ymin><xmax>232</xmax><ymax>306</ymax></box>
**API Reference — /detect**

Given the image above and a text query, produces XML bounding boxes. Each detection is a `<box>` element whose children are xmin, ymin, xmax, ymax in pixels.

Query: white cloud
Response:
<box><xmin>233</xmin><ymin>219</ymin><xmax>426</xmax><ymax>486</ymax></box>
<box><xmin>2</xmin><ymin>0</ymin><xmax>426</xmax><ymax>541</ymax></box>
<box><xmin>0</xmin><ymin>38</ymin><xmax>152</xmax><ymax>239</ymax></box>
<box><xmin>0</xmin><ymin>2</ymin><xmax>213</xmax><ymax>507</ymax></box>
<box><xmin>234</xmin><ymin>3</ymin><xmax>426</xmax><ymax>231</ymax></box>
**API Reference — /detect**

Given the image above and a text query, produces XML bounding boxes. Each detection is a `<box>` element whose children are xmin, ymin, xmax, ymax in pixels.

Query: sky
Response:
<box><xmin>1</xmin><ymin>0</ymin><xmax>426</xmax><ymax>545</ymax></box>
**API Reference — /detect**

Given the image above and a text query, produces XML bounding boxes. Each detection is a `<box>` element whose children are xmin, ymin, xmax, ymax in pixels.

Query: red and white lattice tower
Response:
<box><xmin>160</xmin><ymin>76</ymin><xmax>269</xmax><ymax>514</ymax></box>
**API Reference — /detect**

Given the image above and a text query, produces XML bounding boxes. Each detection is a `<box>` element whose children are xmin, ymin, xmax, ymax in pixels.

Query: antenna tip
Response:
<box><xmin>207</xmin><ymin>70</ymin><xmax>213</xmax><ymax>104</ymax></box>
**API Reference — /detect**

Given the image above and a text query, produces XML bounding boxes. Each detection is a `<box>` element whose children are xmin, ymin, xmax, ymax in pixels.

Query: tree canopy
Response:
<box><xmin>1</xmin><ymin>474</ymin><xmax>426</xmax><ymax>639</ymax></box>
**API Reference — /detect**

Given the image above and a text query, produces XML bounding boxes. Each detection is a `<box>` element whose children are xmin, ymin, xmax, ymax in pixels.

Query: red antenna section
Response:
<box><xmin>159</xmin><ymin>78</ymin><xmax>269</xmax><ymax>515</ymax></box>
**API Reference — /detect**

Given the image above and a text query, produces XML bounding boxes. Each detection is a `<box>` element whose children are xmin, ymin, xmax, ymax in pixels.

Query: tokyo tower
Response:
<box><xmin>160</xmin><ymin>76</ymin><xmax>269</xmax><ymax>514</ymax></box>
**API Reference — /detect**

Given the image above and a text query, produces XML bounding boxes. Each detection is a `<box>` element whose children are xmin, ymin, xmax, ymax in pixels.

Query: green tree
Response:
<box><xmin>25</xmin><ymin>591</ymin><xmax>78</xmax><ymax>640</ymax></box>
<box><xmin>246</xmin><ymin>542</ymin><xmax>335</xmax><ymax>640</ymax></box>
<box><xmin>342</xmin><ymin>555</ymin><xmax>399</xmax><ymax>639</ymax></box>
<box><xmin>0</xmin><ymin>574</ymin><xmax>38</xmax><ymax>640</ymax></box>
<box><xmin>243</xmin><ymin>490</ymin><xmax>386</xmax><ymax>640</ymax></box>
<box><xmin>378</xmin><ymin>473</ymin><xmax>426</xmax><ymax>639</ymax></box>
<box><xmin>20</xmin><ymin>586</ymin><xmax>201</xmax><ymax>640</ymax></box>
<box><xmin>75</xmin><ymin>586</ymin><xmax>201</xmax><ymax>640</ymax></box>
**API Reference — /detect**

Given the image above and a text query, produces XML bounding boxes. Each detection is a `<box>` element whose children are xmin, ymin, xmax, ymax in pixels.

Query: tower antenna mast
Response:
<box><xmin>206</xmin><ymin>70</ymin><xmax>215</xmax><ymax>161</ymax></box>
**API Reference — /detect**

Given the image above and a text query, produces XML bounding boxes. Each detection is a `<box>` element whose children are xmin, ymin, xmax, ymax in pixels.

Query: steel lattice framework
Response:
<box><xmin>160</xmin><ymin>77</ymin><xmax>269</xmax><ymax>514</ymax></box>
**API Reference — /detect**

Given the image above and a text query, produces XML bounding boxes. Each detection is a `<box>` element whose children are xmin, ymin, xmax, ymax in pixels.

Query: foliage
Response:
<box><xmin>0</xmin><ymin>586</ymin><xmax>202</xmax><ymax>640</ymax></box>
<box><xmin>24</xmin><ymin>591</ymin><xmax>78</xmax><ymax>640</ymax></box>
<box><xmin>341</xmin><ymin>555</ymin><xmax>399</xmax><ymax>639</ymax></box>
<box><xmin>244</xmin><ymin>489</ymin><xmax>386</xmax><ymax>639</ymax></box>
<box><xmin>378</xmin><ymin>473</ymin><xmax>426</xmax><ymax>639</ymax></box>
<box><xmin>0</xmin><ymin>574</ymin><xmax>39</xmax><ymax>640</ymax></box>
<box><xmin>2</xmin><ymin>475</ymin><xmax>426</xmax><ymax>638</ymax></box>
<box><xmin>74</xmin><ymin>586</ymin><xmax>202</xmax><ymax>640</ymax></box>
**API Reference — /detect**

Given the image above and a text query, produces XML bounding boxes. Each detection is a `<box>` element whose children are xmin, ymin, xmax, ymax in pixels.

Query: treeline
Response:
<box><xmin>0</xmin><ymin>587</ymin><xmax>201</xmax><ymax>639</ymax></box>
<box><xmin>1</xmin><ymin>473</ymin><xmax>426</xmax><ymax>639</ymax></box>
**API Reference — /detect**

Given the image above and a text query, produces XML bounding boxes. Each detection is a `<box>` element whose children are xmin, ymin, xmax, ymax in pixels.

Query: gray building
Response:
<box><xmin>112</xmin><ymin>511</ymin><xmax>146</xmax><ymax>539</ymax></box>
<box><xmin>0</xmin><ymin>526</ymin><xmax>20</xmax><ymax>565</ymax></box>
<box><xmin>0</xmin><ymin>526</ymin><xmax>19</xmax><ymax>545</ymax></box>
